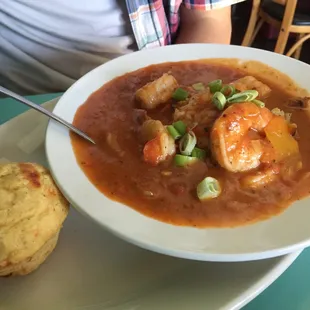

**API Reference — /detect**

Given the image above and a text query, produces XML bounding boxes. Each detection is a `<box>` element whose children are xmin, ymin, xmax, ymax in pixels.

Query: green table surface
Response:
<box><xmin>1</xmin><ymin>93</ymin><xmax>310</xmax><ymax>309</ymax></box>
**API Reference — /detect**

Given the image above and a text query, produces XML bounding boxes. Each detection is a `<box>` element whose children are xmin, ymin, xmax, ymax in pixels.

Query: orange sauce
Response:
<box><xmin>71</xmin><ymin>60</ymin><xmax>310</xmax><ymax>227</ymax></box>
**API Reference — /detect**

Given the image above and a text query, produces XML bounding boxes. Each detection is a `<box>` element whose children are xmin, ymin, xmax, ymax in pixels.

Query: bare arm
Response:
<box><xmin>176</xmin><ymin>5</ymin><xmax>232</xmax><ymax>45</ymax></box>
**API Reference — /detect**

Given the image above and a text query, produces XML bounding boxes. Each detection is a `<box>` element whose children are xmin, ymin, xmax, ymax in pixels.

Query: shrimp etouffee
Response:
<box><xmin>71</xmin><ymin>60</ymin><xmax>310</xmax><ymax>227</ymax></box>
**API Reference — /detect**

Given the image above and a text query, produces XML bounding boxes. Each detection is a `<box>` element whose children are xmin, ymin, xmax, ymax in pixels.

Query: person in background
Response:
<box><xmin>0</xmin><ymin>0</ymin><xmax>244</xmax><ymax>95</ymax></box>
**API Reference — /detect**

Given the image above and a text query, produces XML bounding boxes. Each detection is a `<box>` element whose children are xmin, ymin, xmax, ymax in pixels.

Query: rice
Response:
<box><xmin>173</xmin><ymin>89</ymin><xmax>219</xmax><ymax>128</ymax></box>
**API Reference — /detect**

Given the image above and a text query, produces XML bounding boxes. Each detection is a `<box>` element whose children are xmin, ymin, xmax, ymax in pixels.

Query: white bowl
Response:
<box><xmin>46</xmin><ymin>44</ymin><xmax>310</xmax><ymax>262</ymax></box>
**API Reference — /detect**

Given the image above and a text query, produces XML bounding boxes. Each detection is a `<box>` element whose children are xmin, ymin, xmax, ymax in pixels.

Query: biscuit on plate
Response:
<box><xmin>0</xmin><ymin>163</ymin><xmax>69</xmax><ymax>276</ymax></box>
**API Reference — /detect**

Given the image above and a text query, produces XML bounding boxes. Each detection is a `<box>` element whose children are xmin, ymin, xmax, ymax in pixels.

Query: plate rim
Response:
<box><xmin>223</xmin><ymin>250</ymin><xmax>301</xmax><ymax>310</ymax></box>
<box><xmin>0</xmin><ymin>97</ymin><xmax>303</xmax><ymax>310</ymax></box>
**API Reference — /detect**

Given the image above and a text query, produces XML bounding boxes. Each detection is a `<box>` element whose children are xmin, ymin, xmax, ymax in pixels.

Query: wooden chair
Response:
<box><xmin>242</xmin><ymin>0</ymin><xmax>310</xmax><ymax>59</ymax></box>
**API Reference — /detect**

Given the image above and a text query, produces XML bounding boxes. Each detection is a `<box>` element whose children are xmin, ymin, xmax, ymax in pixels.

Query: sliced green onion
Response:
<box><xmin>167</xmin><ymin>125</ymin><xmax>181</xmax><ymax>140</ymax></box>
<box><xmin>212</xmin><ymin>91</ymin><xmax>227</xmax><ymax>110</ymax></box>
<box><xmin>173</xmin><ymin>120</ymin><xmax>187</xmax><ymax>136</ymax></box>
<box><xmin>192</xmin><ymin>82</ymin><xmax>205</xmax><ymax>91</ymax></box>
<box><xmin>252</xmin><ymin>99</ymin><xmax>265</xmax><ymax>108</ymax></box>
<box><xmin>220</xmin><ymin>85</ymin><xmax>236</xmax><ymax>98</ymax></box>
<box><xmin>172</xmin><ymin>88</ymin><xmax>189</xmax><ymax>101</ymax></box>
<box><xmin>227</xmin><ymin>90</ymin><xmax>259</xmax><ymax>104</ymax></box>
<box><xmin>174</xmin><ymin>154</ymin><xmax>198</xmax><ymax>167</ymax></box>
<box><xmin>191</xmin><ymin>147</ymin><xmax>207</xmax><ymax>160</ymax></box>
<box><xmin>197</xmin><ymin>177</ymin><xmax>221</xmax><ymax>201</ymax></box>
<box><xmin>179</xmin><ymin>131</ymin><xmax>197</xmax><ymax>156</ymax></box>
<box><xmin>208</xmin><ymin>79</ymin><xmax>223</xmax><ymax>93</ymax></box>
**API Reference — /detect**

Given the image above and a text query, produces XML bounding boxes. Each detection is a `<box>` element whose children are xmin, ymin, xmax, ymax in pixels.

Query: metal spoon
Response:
<box><xmin>0</xmin><ymin>86</ymin><xmax>95</xmax><ymax>144</ymax></box>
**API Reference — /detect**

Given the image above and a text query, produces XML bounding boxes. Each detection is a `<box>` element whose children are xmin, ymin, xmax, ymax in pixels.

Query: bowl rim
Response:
<box><xmin>45</xmin><ymin>43</ymin><xmax>310</xmax><ymax>262</ymax></box>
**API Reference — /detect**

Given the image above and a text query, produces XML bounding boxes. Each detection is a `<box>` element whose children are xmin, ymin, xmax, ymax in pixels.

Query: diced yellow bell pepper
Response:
<box><xmin>264</xmin><ymin>116</ymin><xmax>299</xmax><ymax>162</ymax></box>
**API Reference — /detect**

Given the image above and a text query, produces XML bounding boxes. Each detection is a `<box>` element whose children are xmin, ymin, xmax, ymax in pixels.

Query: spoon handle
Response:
<box><xmin>0</xmin><ymin>86</ymin><xmax>95</xmax><ymax>144</ymax></box>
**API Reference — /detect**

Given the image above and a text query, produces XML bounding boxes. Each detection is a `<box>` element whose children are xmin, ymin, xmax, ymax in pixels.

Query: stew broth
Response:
<box><xmin>71</xmin><ymin>60</ymin><xmax>310</xmax><ymax>227</ymax></box>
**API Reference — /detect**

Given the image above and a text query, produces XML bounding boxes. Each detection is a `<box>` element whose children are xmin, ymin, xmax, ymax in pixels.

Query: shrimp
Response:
<box><xmin>231</xmin><ymin>76</ymin><xmax>271</xmax><ymax>99</ymax></box>
<box><xmin>143</xmin><ymin>131</ymin><xmax>175</xmax><ymax>166</ymax></box>
<box><xmin>135</xmin><ymin>73</ymin><xmax>178</xmax><ymax>110</ymax></box>
<box><xmin>140</xmin><ymin>119</ymin><xmax>175</xmax><ymax>165</ymax></box>
<box><xmin>241</xmin><ymin>164</ymin><xmax>280</xmax><ymax>188</ymax></box>
<box><xmin>241</xmin><ymin>156</ymin><xmax>302</xmax><ymax>188</ymax></box>
<box><xmin>211</xmin><ymin>102</ymin><xmax>300</xmax><ymax>173</ymax></box>
<box><xmin>211</xmin><ymin>102</ymin><xmax>274</xmax><ymax>172</ymax></box>
<box><xmin>140</xmin><ymin>119</ymin><xmax>165</xmax><ymax>143</ymax></box>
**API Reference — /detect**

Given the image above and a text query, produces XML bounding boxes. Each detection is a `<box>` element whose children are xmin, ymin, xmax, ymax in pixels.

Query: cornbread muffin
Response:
<box><xmin>0</xmin><ymin>163</ymin><xmax>69</xmax><ymax>276</ymax></box>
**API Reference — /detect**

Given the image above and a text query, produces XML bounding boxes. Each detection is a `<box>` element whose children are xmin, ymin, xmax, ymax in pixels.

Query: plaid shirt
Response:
<box><xmin>126</xmin><ymin>0</ymin><xmax>243</xmax><ymax>50</ymax></box>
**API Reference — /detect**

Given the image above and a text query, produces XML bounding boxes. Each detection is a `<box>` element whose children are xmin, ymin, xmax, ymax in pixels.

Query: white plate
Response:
<box><xmin>46</xmin><ymin>44</ymin><xmax>310</xmax><ymax>262</ymax></box>
<box><xmin>0</xmin><ymin>99</ymin><xmax>302</xmax><ymax>309</ymax></box>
